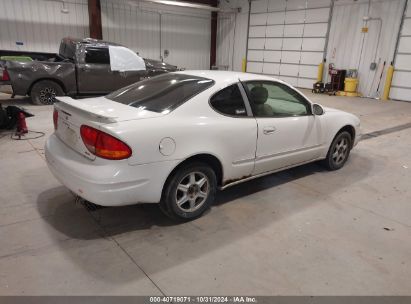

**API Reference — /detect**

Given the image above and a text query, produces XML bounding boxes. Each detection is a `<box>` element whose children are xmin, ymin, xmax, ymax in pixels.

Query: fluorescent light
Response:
<box><xmin>130</xmin><ymin>0</ymin><xmax>220</xmax><ymax>11</ymax></box>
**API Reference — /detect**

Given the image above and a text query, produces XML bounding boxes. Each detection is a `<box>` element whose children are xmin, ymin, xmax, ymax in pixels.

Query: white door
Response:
<box><xmin>208</xmin><ymin>83</ymin><xmax>258</xmax><ymax>180</ymax></box>
<box><xmin>242</xmin><ymin>80</ymin><xmax>323</xmax><ymax>175</ymax></box>
<box><xmin>246</xmin><ymin>0</ymin><xmax>332</xmax><ymax>89</ymax></box>
<box><xmin>390</xmin><ymin>4</ymin><xmax>411</xmax><ymax>101</ymax></box>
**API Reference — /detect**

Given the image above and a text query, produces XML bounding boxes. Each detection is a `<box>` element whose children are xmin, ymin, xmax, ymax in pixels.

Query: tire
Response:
<box><xmin>30</xmin><ymin>80</ymin><xmax>64</xmax><ymax>105</ymax></box>
<box><xmin>160</xmin><ymin>162</ymin><xmax>217</xmax><ymax>221</ymax></box>
<box><xmin>322</xmin><ymin>131</ymin><xmax>352</xmax><ymax>171</ymax></box>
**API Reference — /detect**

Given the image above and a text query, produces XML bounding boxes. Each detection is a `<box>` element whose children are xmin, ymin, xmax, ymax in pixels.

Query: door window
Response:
<box><xmin>209</xmin><ymin>84</ymin><xmax>248</xmax><ymax>117</ymax></box>
<box><xmin>244</xmin><ymin>81</ymin><xmax>311</xmax><ymax>117</ymax></box>
<box><xmin>108</xmin><ymin>46</ymin><xmax>146</xmax><ymax>72</ymax></box>
<box><xmin>85</xmin><ymin>47</ymin><xmax>110</xmax><ymax>64</ymax></box>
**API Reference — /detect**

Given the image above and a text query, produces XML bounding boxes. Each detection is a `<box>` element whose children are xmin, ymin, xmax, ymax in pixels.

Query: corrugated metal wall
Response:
<box><xmin>101</xmin><ymin>0</ymin><xmax>211</xmax><ymax>69</ymax></box>
<box><xmin>101</xmin><ymin>0</ymin><xmax>160</xmax><ymax>61</ymax></box>
<box><xmin>390</xmin><ymin>1</ymin><xmax>411</xmax><ymax>101</ymax></box>
<box><xmin>216</xmin><ymin>13</ymin><xmax>235</xmax><ymax>70</ymax></box>
<box><xmin>216</xmin><ymin>0</ymin><xmax>249</xmax><ymax>71</ymax></box>
<box><xmin>245</xmin><ymin>0</ymin><xmax>332</xmax><ymax>88</ymax></box>
<box><xmin>161</xmin><ymin>12</ymin><xmax>210</xmax><ymax>69</ymax></box>
<box><xmin>0</xmin><ymin>0</ymin><xmax>89</xmax><ymax>52</ymax></box>
<box><xmin>326</xmin><ymin>0</ymin><xmax>404</xmax><ymax>97</ymax></box>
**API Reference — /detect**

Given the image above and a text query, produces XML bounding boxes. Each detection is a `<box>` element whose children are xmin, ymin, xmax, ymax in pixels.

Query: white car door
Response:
<box><xmin>208</xmin><ymin>83</ymin><xmax>257</xmax><ymax>181</ymax></box>
<box><xmin>242</xmin><ymin>80</ymin><xmax>323</xmax><ymax>175</ymax></box>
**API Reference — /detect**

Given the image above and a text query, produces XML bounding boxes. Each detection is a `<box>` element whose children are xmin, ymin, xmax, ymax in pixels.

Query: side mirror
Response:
<box><xmin>312</xmin><ymin>103</ymin><xmax>324</xmax><ymax>115</ymax></box>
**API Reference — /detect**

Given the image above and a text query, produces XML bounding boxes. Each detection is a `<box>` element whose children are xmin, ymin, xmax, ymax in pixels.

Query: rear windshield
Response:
<box><xmin>59</xmin><ymin>41</ymin><xmax>76</xmax><ymax>60</ymax></box>
<box><xmin>106</xmin><ymin>73</ymin><xmax>214</xmax><ymax>113</ymax></box>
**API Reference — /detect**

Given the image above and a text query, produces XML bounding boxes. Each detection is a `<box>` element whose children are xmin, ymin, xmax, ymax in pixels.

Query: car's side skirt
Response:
<box><xmin>220</xmin><ymin>156</ymin><xmax>324</xmax><ymax>190</ymax></box>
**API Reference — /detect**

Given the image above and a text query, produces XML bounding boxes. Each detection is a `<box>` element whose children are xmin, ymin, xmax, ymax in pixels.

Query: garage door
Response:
<box><xmin>390</xmin><ymin>3</ymin><xmax>411</xmax><ymax>101</ymax></box>
<box><xmin>246</xmin><ymin>0</ymin><xmax>332</xmax><ymax>88</ymax></box>
<box><xmin>101</xmin><ymin>0</ymin><xmax>210</xmax><ymax>70</ymax></box>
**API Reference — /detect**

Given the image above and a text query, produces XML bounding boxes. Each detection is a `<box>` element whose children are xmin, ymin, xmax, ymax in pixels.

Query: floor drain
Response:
<box><xmin>361</xmin><ymin>122</ymin><xmax>411</xmax><ymax>141</ymax></box>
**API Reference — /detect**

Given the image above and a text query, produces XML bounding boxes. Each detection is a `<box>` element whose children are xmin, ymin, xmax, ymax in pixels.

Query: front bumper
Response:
<box><xmin>354</xmin><ymin>133</ymin><xmax>361</xmax><ymax>147</ymax></box>
<box><xmin>45</xmin><ymin>134</ymin><xmax>178</xmax><ymax>206</ymax></box>
<box><xmin>353</xmin><ymin>125</ymin><xmax>361</xmax><ymax>147</ymax></box>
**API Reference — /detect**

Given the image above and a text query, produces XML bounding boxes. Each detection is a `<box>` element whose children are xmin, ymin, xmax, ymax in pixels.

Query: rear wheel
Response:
<box><xmin>160</xmin><ymin>162</ymin><xmax>217</xmax><ymax>220</ymax></box>
<box><xmin>31</xmin><ymin>80</ymin><xmax>64</xmax><ymax>105</ymax></box>
<box><xmin>322</xmin><ymin>131</ymin><xmax>352</xmax><ymax>170</ymax></box>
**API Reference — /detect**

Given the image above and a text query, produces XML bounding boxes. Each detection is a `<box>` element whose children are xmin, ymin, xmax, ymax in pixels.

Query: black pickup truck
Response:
<box><xmin>0</xmin><ymin>37</ymin><xmax>178</xmax><ymax>105</ymax></box>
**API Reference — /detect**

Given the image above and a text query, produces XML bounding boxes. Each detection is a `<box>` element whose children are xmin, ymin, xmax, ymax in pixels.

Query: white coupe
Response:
<box><xmin>45</xmin><ymin>71</ymin><xmax>360</xmax><ymax>220</ymax></box>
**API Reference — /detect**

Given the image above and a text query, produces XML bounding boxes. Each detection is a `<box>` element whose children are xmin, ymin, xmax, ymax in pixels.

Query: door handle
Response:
<box><xmin>263</xmin><ymin>126</ymin><xmax>276</xmax><ymax>135</ymax></box>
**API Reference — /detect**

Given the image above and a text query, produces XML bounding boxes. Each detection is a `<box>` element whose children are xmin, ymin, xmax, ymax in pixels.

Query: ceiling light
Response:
<box><xmin>129</xmin><ymin>0</ymin><xmax>220</xmax><ymax>11</ymax></box>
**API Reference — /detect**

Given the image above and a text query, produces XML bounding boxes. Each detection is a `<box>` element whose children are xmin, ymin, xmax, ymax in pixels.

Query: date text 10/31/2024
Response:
<box><xmin>149</xmin><ymin>296</ymin><xmax>257</xmax><ymax>303</ymax></box>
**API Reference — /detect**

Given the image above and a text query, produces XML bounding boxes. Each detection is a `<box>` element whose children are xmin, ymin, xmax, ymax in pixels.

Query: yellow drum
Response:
<box><xmin>344</xmin><ymin>78</ymin><xmax>358</xmax><ymax>92</ymax></box>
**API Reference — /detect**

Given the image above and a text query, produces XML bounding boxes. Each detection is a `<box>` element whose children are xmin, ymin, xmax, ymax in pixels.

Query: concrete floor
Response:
<box><xmin>0</xmin><ymin>91</ymin><xmax>410</xmax><ymax>296</ymax></box>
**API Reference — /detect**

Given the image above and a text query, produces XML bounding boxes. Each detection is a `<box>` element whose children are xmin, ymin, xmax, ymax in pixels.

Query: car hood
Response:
<box><xmin>322</xmin><ymin>106</ymin><xmax>343</xmax><ymax>113</ymax></box>
<box><xmin>323</xmin><ymin>106</ymin><xmax>360</xmax><ymax>125</ymax></box>
<box><xmin>143</xmin><ymin>58</ymin><xmax>178</xmax><ymax>72</ymax></box>
<box><xmin>322</xmin><ymin>106</ymin><xmax>354</xmax><ymax>116</ymax></box>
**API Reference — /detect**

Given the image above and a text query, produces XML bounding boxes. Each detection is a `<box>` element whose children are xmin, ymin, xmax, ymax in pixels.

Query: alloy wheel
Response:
<box><xmin>175</xmin><ymin>172</ymin><xmax>210</xmax><ymax>213</ymax></box>
<box><xmin>332</xmin><ymin>137</ymin><xmax>349</xmax><ymax>165</ymax></box>
<box><xmin>39</xmin><ymin>87</ymin><xmax>56</xmax><ymax>104</ymax></box>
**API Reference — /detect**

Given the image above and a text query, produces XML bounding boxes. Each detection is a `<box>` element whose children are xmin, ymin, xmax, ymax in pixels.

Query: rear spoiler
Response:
<box><xmin>56</xmin><ymin>96</ymin><xmax>117</xmax><ymax>123</ymax></box>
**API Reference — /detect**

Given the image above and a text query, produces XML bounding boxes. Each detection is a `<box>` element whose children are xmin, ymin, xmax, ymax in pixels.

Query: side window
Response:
<box><xmin>245</xmin><ymin>81</ymin><xmax>311</xmax><ymax>117</ymax></box>
<box><xmin>85</xmin><ymin>47</ymin><xmax>110</xmax><ymax>64</ymax></box>
<box><xmin>210</xmin><ymin>84</ymin><xmax>248</xmax><ymax>117</ymax></box>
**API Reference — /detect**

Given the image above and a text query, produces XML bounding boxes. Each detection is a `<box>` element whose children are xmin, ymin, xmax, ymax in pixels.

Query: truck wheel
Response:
<box><xmin>31</xmin><ymin>80</ymin><xmax>64</xmax><ymax>105</ymax></box>
<box><xmin>160</xmin><ymin>162</ymin><xmax>217</xmax><ymax>221</ymax></box>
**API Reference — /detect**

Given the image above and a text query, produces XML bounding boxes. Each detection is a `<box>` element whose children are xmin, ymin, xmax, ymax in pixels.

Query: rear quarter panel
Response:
<box><xmin>100</xmin><ymin>89</ymin><xmax>258</xmax><ymax>185</ymax></box>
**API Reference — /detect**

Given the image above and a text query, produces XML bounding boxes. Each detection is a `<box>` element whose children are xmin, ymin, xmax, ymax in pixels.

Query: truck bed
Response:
<box><xmin>2</xmin><ymin>59</ymin><xmax>76</xmax><ymax>96</ymax></box>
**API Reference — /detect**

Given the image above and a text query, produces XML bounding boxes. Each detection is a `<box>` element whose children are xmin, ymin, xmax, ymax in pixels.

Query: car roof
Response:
<box><xmin>174</xmin><ymin>70</ymin><xmax>286</xmax><ymax>84</ymax></box>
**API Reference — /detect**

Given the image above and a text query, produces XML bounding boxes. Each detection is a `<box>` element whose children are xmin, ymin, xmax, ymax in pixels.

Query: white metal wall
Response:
<box><xmin>390</xmin><ymin>1</ymin><xmax>411</xmax><ymax>101</ymax></box>
<box><xmin>216</xmin><ymin>0</ymin><xmax>249</xmax><ymax>71</ymax></box>
<box><xmin>216</xmin><ymin>13</ymin><xmax>236</xmax><ymax>70</ymax></box>
<box><xmin>101</xmin><ymin>0</ymin><xmax>160</xmax><ymax>61</ymax></box>
<box><xmin>246</xmin><ymin>0</ymin><xmax>332</xmax><ymax>88</ymax></box>
<box><xmin>161</xmin><ymin>12</ymin><xmax>210</xmax><ymax>70</ymax></box>
<box><xmin>326</xmin><ymin>0</ymin><xmax>404</xmax><ymax>97</ymax></box>
<box><xmin>101</xmin><ymin>0</ymin><xmax>211</xmax><ymax>69</ymax></box>
<box><xmin>0</xmin><ymin>0</ymin><xmax>89</xmax><ymax>52</ymax></box>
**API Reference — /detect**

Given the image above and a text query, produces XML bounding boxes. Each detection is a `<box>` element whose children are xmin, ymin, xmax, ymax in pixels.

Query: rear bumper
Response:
<box><xmin>0</xmin><ymin>84</ymin><xmax>12</xmax><ymax>95</ymax></box>
<box><xmin>45</xmin><ymin>134</ymin><xmax>179</xmax><ymax>206</ymax></box>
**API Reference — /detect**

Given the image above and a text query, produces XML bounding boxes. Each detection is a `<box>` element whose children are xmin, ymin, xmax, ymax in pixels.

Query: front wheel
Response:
<box><xmin>322</xmin><ymin>131</ymin><xmax>352</xmax><ymax>170</ymax></box>
<box><xmin>160</xmin><ymin>162</ymin><xmax>217</xmax><ymax>220</ymax></box>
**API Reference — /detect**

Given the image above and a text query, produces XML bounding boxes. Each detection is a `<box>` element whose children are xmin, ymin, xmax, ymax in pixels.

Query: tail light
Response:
<box><xmin>80</xmin><ymin>125</ymin><xmax>132</xmax><ymax>160</ymax></box>
<box><xmin>53</xmin><ymin>109</ymin><xmax>58</xmax><ymax>130</ymax></box>
<box><xmin>1</xmin><ymin>68</ymin><xmax>10</xmax><ymax>81</ymax></box>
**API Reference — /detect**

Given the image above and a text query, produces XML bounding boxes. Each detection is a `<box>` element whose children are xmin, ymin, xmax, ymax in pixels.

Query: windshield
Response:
<box><xmin>106</xmin><ymin>73</ymin><xmax>214</xmax><ymax>113</ymax></box>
